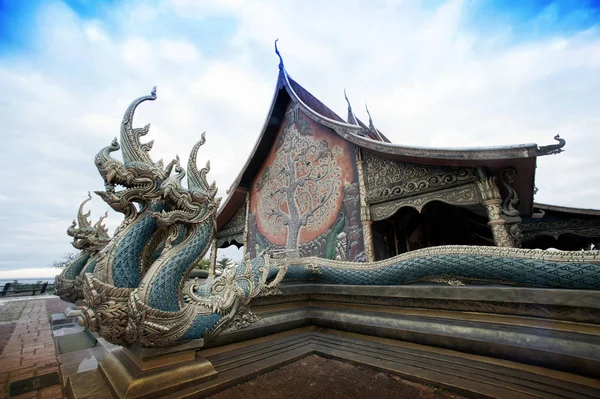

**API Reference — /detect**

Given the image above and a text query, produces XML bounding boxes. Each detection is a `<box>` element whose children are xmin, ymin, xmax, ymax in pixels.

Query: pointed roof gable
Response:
<box><xmin>217</xmin><ymin>46</ymin><xmax>567</xmax><ymax>229</ymax></box>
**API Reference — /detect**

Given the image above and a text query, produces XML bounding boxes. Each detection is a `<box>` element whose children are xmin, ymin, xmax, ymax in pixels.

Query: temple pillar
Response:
<box><xmin>476</xmin><ymin>177</ymin><xmax>515</xmax><ymax>247</ymax></box>
<box><xmin>356</xmin><ymin>149</ymin><xmax>375</xmax><ymax>261</ymax></box>
<box><xmin>209</xmin><ymin>237</ymin><xmax>217</xmax><ymax>277</ymax></box>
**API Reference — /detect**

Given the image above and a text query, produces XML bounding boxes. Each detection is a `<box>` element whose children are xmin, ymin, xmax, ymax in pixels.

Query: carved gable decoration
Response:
<box><xmin>216</xmin><ymin>204</ymin><xmax>246</xmax><ymax>248</ymax></box>
<box><xmin>363</xmin><ymin>151</ymin><xmax>478</xmax><ymax>204</ymax></box>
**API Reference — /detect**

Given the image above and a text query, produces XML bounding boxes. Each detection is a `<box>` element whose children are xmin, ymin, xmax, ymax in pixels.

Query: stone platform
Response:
<box><xmin>63</xmin><ymin>283</ymin><xmax>600</xmax><ymax>399</ymax></box>
<box><xmin>65</xmin><ymin>326</ymin><xmax>600</xmax><ymax>399</ymax></box>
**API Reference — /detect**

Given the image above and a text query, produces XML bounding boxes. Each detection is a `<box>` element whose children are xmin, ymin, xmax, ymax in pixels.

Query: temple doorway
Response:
<box><xmin>372</xmin><ymin>201</ymin><xmax>492</xmax><ymax>261</ymax></box>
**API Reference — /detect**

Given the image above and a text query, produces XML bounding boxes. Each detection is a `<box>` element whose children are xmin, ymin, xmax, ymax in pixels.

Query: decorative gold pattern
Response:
<box><xmin>522</xmin><ymin>218</ymin><xmax>600</xmax><ymax>241</ymax></box>
<box><xmin>371</xmin><ymin>184</ymin><xmax>480</xmax><ymax>221</ymax></box>
<box><xmin>221</xmin><ymin>306</ymin><xmax>260</xmax><ymax>333</ymax></box>
<box><xmin>363</xmin><ymin>151</ymin><xmax>477</xmax><ymax>203</ymax></box>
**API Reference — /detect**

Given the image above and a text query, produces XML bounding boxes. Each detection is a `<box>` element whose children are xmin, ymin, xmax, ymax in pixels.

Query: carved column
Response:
<box><xmin>209</xmin><ymin>237</ymin><xmax>217</xmax><ymax>277</ymax></box>
<box><xmin>243</xmin><ymin>192</ymin><xmax>250</xmax><ymax>255</ymax></box>
<box><xmin>476</xmin><ymin>177</ymin><xmax>515</xmax><ymax>247</ymax></box>
<box><xmin>355</xmin><ymin>149</ymin><xmax>375</xmax><ymax>261</ymax></box>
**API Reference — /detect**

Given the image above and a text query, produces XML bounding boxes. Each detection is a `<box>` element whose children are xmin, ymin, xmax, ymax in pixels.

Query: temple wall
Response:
<box><xmin>247</xmin><ymin>103</ymin><xmax>365</xmax><ymax>261</ymax></box>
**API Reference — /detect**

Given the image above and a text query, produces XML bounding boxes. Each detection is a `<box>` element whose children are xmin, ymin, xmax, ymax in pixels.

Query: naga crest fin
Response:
<box><xmin>94</xmin><ymin>211</ymin><xmax>110</xmax><ymax>239</ymax></box>
<box><xmin>174</xmin><ymin>155</ymin><xmax>186</xmax><ymax>183</ymax></box>
<box><xmin>187</xmin><ymin>133</ymin><xmax>218</xmax><ymax>199</ymax></box>
<box><xmin>120</xmin><ymin>87</ymin><xmax>158</xmax><ymax>165</ymax></box>
<box><xmin>77</xmin><ymin>192</ymin><xmax>93</xmax><ymax>229</ymax></box>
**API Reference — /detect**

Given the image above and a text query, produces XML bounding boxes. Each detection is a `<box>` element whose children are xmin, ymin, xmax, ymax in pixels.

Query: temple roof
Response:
<box><xmin>217</xmin><ymin>47</ymin><xmax>567</xmax><ymax>229</ymax></box>
<box><xmin>533</xmin><ymin>203</ymin><xmax>600</xmax><ymax>217</ymax></box>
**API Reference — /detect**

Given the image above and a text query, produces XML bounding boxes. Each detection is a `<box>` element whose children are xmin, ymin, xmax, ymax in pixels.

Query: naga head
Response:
<box><xmin>94</xmin><ymin>88</ymin><xmax>178</xmax><ymax>215</ymax></box>
<box><xmin>68</xmin><ymin>193</ymin><xmax>111</xmax><ymax>253</ymax></box>
<box><xmin>151</xmin><ymin>133</ymin><xmax>221</xmax><ymax>227</ymax></box>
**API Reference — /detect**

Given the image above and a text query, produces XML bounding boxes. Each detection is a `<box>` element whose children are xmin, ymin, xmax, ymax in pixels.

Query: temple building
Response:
<box><xmin>58</xmin><ymin>49</ymin><xmax>600</xmax><ymax>398</ymax></box>
<box><xmin>215</xmin><ymin>51</ymin><xmax>600</xmax><ymax>265</ymax></box>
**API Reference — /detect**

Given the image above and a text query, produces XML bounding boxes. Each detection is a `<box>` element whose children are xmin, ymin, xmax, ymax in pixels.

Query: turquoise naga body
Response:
<box><xmin>172</xmin><ymin>247</ymin><xmax>600</xmax><ymax>341</ymax></box>
<box><xmin>280</xmin><ymin>254</ymin><xmax>600</xmax><ymax>289</ymax></box>
<box><xmin>64</xmin><ymin>252</ymin><xmax>91</xmax><ymax>279</ymax></box>
<box><xmin>111</xmin><ymin>201</ymin><xmax>167</xmax><ymax>288</ymax></box>
<box><xmin>148</xmin><ymin>222</ymin><xmax>214</xmax><ymax>312</ymax></box>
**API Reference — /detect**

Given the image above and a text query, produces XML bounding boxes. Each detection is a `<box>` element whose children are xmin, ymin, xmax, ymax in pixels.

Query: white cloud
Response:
<box><xmin>85</xmin><ymin>24</ymin><xmax>107</xmax><ymax>42</ymax></box>
<box><xmin>158</xmin><ymin>39</ymin><xmax>201</xmax><ymax>64</ymax></box>
<box><xmin>1</xmin><ymin>0</ymin><xmax>599</xmax><ymax>276</ymax></box>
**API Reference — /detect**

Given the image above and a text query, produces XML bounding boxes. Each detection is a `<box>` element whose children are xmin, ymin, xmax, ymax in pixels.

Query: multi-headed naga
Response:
<box><xmin>55</xmin><ymin>193</ymin><xmax>110</xmax><ymax>303</ymax></box>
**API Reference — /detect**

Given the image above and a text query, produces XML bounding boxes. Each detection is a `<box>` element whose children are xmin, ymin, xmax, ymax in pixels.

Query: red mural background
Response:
<box><xmin>250</xmin><ymin>105</ymin><xmax>356</xmax><ymax>249</ymax></box>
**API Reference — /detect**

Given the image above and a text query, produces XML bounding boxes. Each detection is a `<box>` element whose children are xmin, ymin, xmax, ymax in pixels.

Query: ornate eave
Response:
<box><xmin>521</xmin><ymin>203</ymin><xmax>600</xmax><ymax>242</ymax></box>
<box><xmin>216</xmin><ymin>203</ymin><xmax>246</xmax><ymax>248</ymax></box>
<box><xmin>533</xmin><ymin>203</ymin><xmax>600</xmax><ymax>217</ymax></box>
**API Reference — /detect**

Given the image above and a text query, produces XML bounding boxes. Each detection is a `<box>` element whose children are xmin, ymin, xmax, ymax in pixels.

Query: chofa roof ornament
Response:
<box><xmin>364</xmin><ymin>103</ymin><xmax>384</xmax><ymax>141</ymax></box>
<box><xmin>344</xmin><ymin>88</ymin><xmax>358</xmax><ymax>125</ymax></box>
<box><xmin>275</xmin><ymin>39</ymin><xmax>284</xmax><ymax>71</ymax></box>
<box><xmin>537</xmin><ymin>134</ymin><xmax>566</xmax><ymax>156</ymax></box>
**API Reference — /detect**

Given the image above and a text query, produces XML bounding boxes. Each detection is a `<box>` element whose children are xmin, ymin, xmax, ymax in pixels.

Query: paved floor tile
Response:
<box><xmin>0</xmin><ymin>298</ymin><xmax>66</xmax><ymax>398</ymax></box>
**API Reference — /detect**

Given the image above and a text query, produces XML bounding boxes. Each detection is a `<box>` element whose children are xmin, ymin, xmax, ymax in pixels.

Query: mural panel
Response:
<box><xmin>248</xmin><ymin>104</ymin><xmax>364</xmax><ymax>261</ymax></box>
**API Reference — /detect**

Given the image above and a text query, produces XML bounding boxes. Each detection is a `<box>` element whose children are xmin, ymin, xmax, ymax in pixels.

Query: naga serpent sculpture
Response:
<box><xmin>55</xmin><ymin>193</ymin><xmax>110</xmax><ymax>303</ymax></box>
<box><xmin>76</xmin><ymin>88</ymin><xmax>600</xmax><ymax>348</ymax></box>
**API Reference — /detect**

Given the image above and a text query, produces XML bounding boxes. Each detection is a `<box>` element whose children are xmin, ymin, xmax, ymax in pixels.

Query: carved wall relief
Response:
<box><xmin>371</xmin><ymin>184</ymin><xmax>481</xmax><ymax>221</ymax></box>
<box><xmin>247</xmin><ymin>104</ymin><xmax>364</xmax><ymax>261</ymax></box>
<box><xmin>500</xmin><ymin>169</ymin><xmax>523</xmax><ymax>247</ymax></box>
<box><xmin>363</xmin><ymin>152</ymin><xmax>478</xmax><ymax>204</ymax></box>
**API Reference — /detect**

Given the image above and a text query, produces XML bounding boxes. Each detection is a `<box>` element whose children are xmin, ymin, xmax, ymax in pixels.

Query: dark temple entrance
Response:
<box><xmin>372</xmin><ymin>201</ymin><xmax>493</xmax><ymax>261</ymax></box>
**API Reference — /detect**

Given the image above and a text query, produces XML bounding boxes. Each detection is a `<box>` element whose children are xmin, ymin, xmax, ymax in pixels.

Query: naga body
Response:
<box><xmin>74</xmin><ymin>88</ymin><xmax>600</xmax><ymax>348</ymax></box>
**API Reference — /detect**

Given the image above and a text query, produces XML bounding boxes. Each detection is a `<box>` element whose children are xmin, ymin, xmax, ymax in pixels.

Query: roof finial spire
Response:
<box><xmin>365</xmin><ymin>103</ymin><xmax>375</xmax><ymax>130</ymax></box>
<box><xmin>344</xmin><ymin>89</ymin><xmax>357</xmax><ymax>125</ymax></box>
<box><xmin>275</xmin><ymin>39</ymin><xmax>284</xmax><ymax>71</ymax></box>
<box><xmin>365</xmin><ymin>103</ymin><xmax>384</xmax><ymax>141</ymax></box>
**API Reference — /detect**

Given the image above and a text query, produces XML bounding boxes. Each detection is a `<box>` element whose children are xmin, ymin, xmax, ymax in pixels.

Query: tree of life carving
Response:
<box><xmin>256</xmin><ymin>123</ymin><xmax>343</xmax><ymax>252</ymax></box>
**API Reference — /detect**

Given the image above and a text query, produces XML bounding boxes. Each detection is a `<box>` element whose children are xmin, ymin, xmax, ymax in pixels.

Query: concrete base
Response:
<box><xmin>50</xmin><ymin>313</ymin><xmax>72</xmax><ymax>326</ymax></box>
<box><xmin>64</xmin><ymin>306</ymin><xmax>83</xmax><ymax>318</ymax></box>
<box><xmin>66</xmin><ymin>344</ymin><xmax>217</xmax><ymax>399</ymax></box>
<box><xmin>64</xmin><ymin>327</ymin><xmax>600</xmax><ymax>399</ymax></box>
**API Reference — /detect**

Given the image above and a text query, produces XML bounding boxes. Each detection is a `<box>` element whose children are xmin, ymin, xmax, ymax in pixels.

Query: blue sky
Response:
<box><xmin>1</xmin><ymin>0</ymin><xmax>599</xmax><ymax>278</ymax></box>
